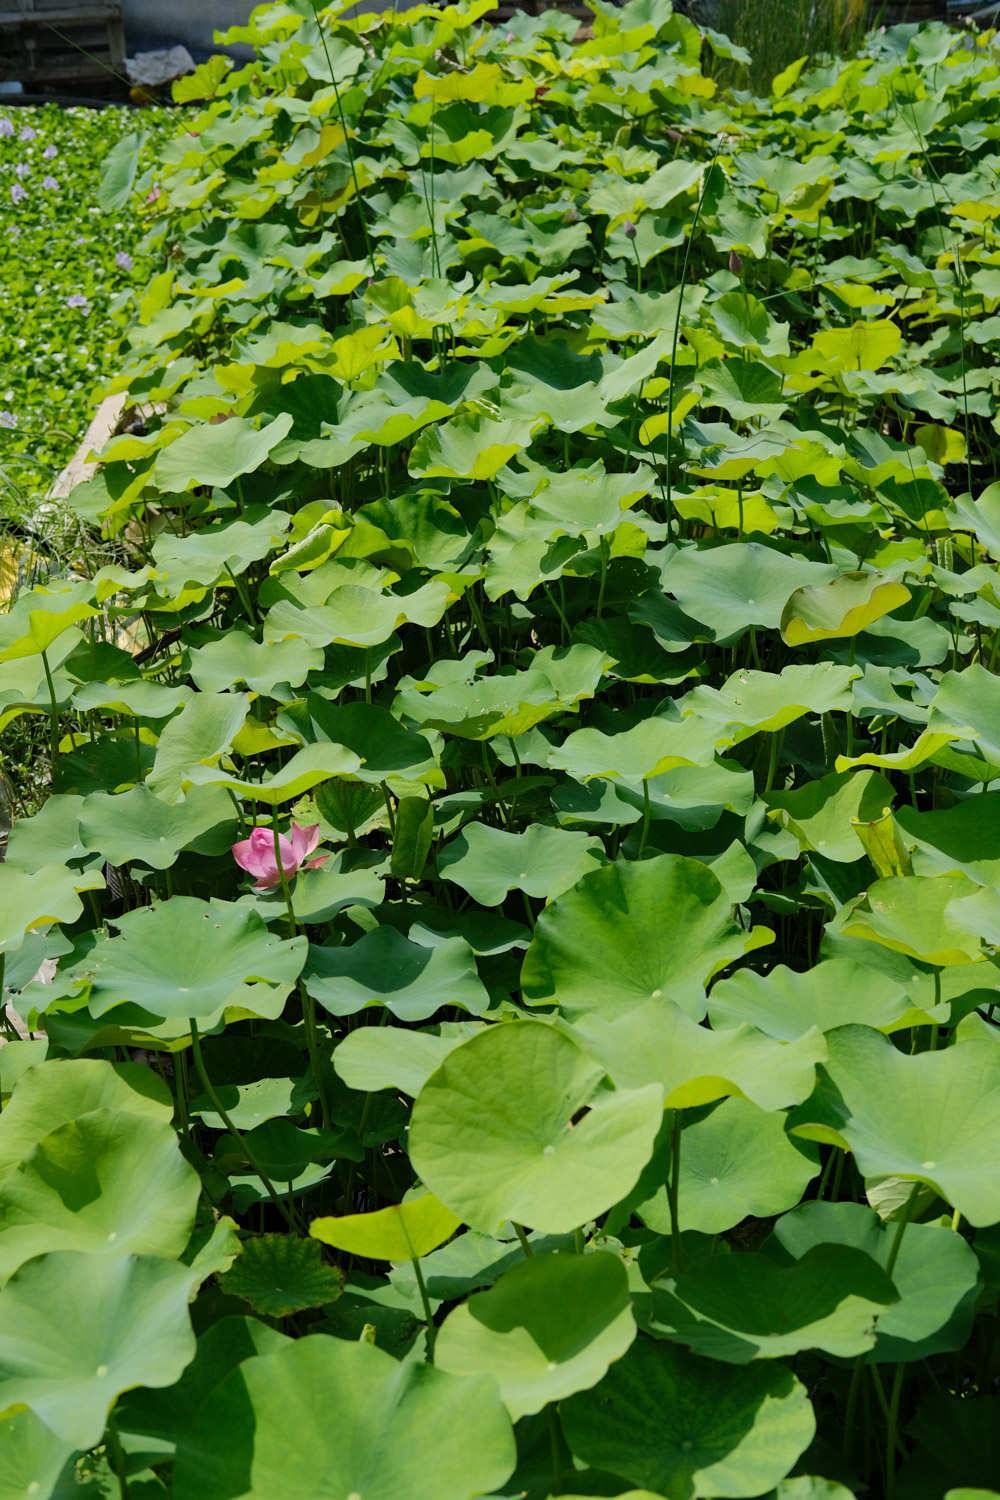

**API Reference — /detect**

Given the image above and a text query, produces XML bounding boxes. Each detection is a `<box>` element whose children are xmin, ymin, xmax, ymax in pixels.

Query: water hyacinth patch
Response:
<box><xmin>0</xmin><ymin>103</ymin><xmax>169</xmax><ymax>517</ymax></box>
<box><xmin>1</xmin><ymin>4</ymin><xmax>1000</xmax><ymax>1499</ymax></box>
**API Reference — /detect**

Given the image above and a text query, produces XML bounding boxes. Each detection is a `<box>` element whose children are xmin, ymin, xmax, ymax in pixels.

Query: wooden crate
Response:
<box><xmin>0</xmin><ymin>2</ymin><xmax>125</xmax><ymax>86</ymax></box>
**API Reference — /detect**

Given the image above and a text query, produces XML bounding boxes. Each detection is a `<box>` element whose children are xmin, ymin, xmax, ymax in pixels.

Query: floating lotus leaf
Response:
<box><xmin>220</xmin><ymin>1234</ymin><xmax>344</xmax><ymax>1317</ymax></box>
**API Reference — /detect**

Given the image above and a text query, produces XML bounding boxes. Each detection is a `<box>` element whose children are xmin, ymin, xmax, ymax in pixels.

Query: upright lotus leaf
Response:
<box><xmin>0</xmin><ymin>1407</ymin><xmax>76</xmax><ymax>1500</ymax></box>
<box><xmin>642</xmin><ymin>1243</ymin><xmax>897</xmax><ymax>1363</ymax></box>
<box><xmin>637</xmin><ymin>1098</ymin><xmax>820</xmax><ymax>1236</ymax></box>
<box><xmin>147</xmin><ymin>692</ymin><xmax>250</xmax><ymax>804</ymax></box>
<box><xmin>76</xmin><ymin>897</ymin><xmax>306</xmax><ymax>1026</ymax></box>
<box><xmin>780</xmin><ymin>571</ymin><xmax>912</xmax><ymax>646</ymax></box>
<box><xmin>152</xmin><ymin>412</ymin><xmax>293</xmax><ymax>492</ymax></box>
<box><xmin>188</xmin><ymin>631</ymin><xmax>324</xmax><ymax>694</ymax></box>
<box><xmin>521</xmin><ymin>855</ymin><xmax>769</xmax><ymax>1020</ymax></box>
<box><xmin>681</xmin><ymin>663</ymin><xmax>857</xmax><ymax>747</ymax></box>
<box><xmin>0</xmin><ymin>1059</ymin><xmax>172</xmax><ymax>1176</ymax></box>
<box><xmin>265</xmin><ymin>578</ymin><xmax>455</xmax><ymax>650</ymax></box>
<box><xmin>311</xmin><ymin>1192</ymin><xmax>462</xmax><ymax>1260</ymax></box>
<box><xmin>188</xmin><ymin>740</ymin><xmax>364</xmax><ymax>806</ymax></box>
<box><xmin>305</xmin><ymin>927</ymin><xmax>489</xmax><ymax>1021</ymax></box>
<box><xmin>659</xmin><ymin>542</ymin><xmax>835</xmax><ymax>640</ymax></box>
<box><xmin>306</xmin><ymin>698</ymin><xmax>437</xmax><ymax>784</ymax></box>
<box><xmin>569</xmin><ymin>1001</ymin><xmax>825</xmax><ymax>1110</ymax></box>
<box><xmin>896</xmin><ymin>796</ymin><xmax>1000</xmax><ymax>886</ymax></box>
<box><xmin>0</xmin><ymin>863</ymin><xmax>106</xmax><ymax>956</ymax></box>
<box><xmin>708</xmin><ymin>954</ymin><xmax>947</xmax><ymax>1039</ymax></box>
<box><xmin>409</xmin><ymin>1021</ymin><xmax>663</xmax><ymax>1234</ymax></box>
<box><xmin>838</xmin><ymin>873</ymin><xmax>990</xmax><ymax>966</ymax></box>
<box><xmin>791</xmin><ymin>1025</ymin><xmax>1000</xmax><ymax>1225</ymax></box>
<box><xmin>333</xmin><ymin>1022</ymin><xmax>482</xmax><ymax>1096</ymax></box>
<box><xmin>78</xmin><ymin>782</ymin><xmax>236</xmax><ymax>869</ymax></box>
<box><xmin>549</xmin><ymin>713</ymin><xmax>719</xmax><ymax>782</ymax></box>
<box><xmin>390</xmin><ymin>797</ymin><xmax>435</xmax><ymax>881</ymax></box>
<box><xmin>395</xmin><ymin>645</ymin><xmax>608</xmax><ymax>740</ymax></box>
<box><xmin>172</xmin><ymin>1335</ymin><xmax>516</xmax><ymax>1500</ymax></box>
<box><xmin>438</xmin><ymin>822</ymin><xmax>604</xmax><ymax>904</ymax></box>
<box><xmin>0</xmin><ymin>580</ymin><xmax>98</xmax><ymax>663</ymax></box>
<box><xmin>435</xmin><ymin>1250</ymin><xmax>636</xmax><ymax>1419</ymax></box>
<box><xmin>561</xmin><ymin>1339</ymin><xmax>814</xmax><ymax>1499</ymax></box>
<box><xmin>148</xmin><ymin>514</ymin><xmax>293</xmax><ymax>604</ymax></box>
<box><xmin>410</xmin><ymin>412</ymin><xmax>539</xmax><ymax>480</ymax></box>
<box><xmin>810</xmin><ymin>320</ymin><xmax>902</xmax><ymax>371</ymax></box>
<box><xmin>927</xmin><ymin>664</ymin><xmax>1000</xmax><ymax>769</ymax></box>
<box><xmin>0</xmin><ymin>1223</ymin><xmax>237</xmax><ymax>1450</ymax></box>
<box><xmin>771</xmin><ymin>1201</ymin><xmax>981</xmax><ymax>1362</ymax></box>
<box><xmin>766</xmin><ymin>770</ymin><xmax>894</xmax><ymax>864</ymax></box>
<box><xmin>0</xmin><ymin>1108</ymin><xmax>201</xmax><ymax>1283</ymax></box>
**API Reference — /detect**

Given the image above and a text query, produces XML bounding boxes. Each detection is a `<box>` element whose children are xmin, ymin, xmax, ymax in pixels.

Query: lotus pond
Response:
<box><xmin>2</xmin><ymin>2</ymin><xmax>1000</xmax><ymax>1497</ymax></box>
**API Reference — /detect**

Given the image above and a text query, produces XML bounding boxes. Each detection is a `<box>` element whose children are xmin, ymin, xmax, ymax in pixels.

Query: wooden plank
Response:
<box><xmin>0</xmin><ymin>6</ymin><xmax>120</xmax><ymax>23</ymax></box>
<box><xmin>47</xmin><ymin>390</ymin><xmax>126</xmax><ymax>503</ymax></box>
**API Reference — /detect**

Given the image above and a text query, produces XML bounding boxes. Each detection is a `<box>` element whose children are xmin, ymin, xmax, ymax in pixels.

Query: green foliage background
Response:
<box><xmin>1</xmin><ymin>3</ymin><xmax>1000</xmax><ymax>1498</ymax></box>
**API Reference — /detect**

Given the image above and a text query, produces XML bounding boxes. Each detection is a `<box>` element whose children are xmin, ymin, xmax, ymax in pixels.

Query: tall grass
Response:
<box><xmin>712</xmin><ymin>0</ymin><xmax>872</xmax><ymax>91</ymax></box>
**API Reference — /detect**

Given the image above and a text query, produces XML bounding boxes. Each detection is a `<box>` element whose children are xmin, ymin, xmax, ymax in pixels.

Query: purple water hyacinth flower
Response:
<box><xmin>14</xmin><ymin>162</ymin><xmax>29</xmax><ymax>178</ymax></box>
<box><xmin>43</xmin><ymin>144</ymin><xmax>57</xmax><ymax>160</ymax></box>
<box><xmin>19</xmin><ymin>126</ymin><xmax>35</xmax><ymax>142</ymax></box>
<box><xmin>42</xmin><ymin>175</ymin><xmax>58</xmax><ymax>190</ymax></box>
<box><xmin>0</xmin><ymin>118</ymin><xmax>13</xmax><ymax>138</ymax></box>
<box><xmin>0</xmin><ymin>411</ymin><xmax>16</xmax><ymax>430</ymax></box>
<box><xmin>66</xmin><ymin>293</ymin><xmax>89</xmax><ymax>309</ymax></box>
<box><xmin>115</xmin><ymin>250</ymin><xmax>133</xmax><ymax>271</ymax></box>
<box><xmin>10</xmin><ymin>184</ymin><xmax>26</xmax><ymax>205</ymax></box>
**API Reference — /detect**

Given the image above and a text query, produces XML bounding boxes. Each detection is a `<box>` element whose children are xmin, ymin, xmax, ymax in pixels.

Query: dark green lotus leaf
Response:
<box><xmin>436</xmin><ymin>1250</ymin><xmax>635</xmax><ymax>1418</ymax></box>
<box><xmin>771</xmin><ymin>1201</ymin><xmax>982</xmax><ymax>1362</ymax></box>
<box><xmin>305</xmin><ymin>696</ymin><xmax>437</xmax><ymax>783</ymax></box>
<box><xmin>562</xmin><ymin>1338</ymin><xmax>814</xmax><ymax>1498</ymax></box>
<box><xmin>306</xmin><ymin>926</ymin><xmax>489</xmax><ymax>1021</ymax></box>
<box><xmin>395</xmin><ymin>645</ymin><xmax>609</xmax><ymax>740</ymax></box>
<box><xmin>409</xmin><ymin>1021</ymin><xmax>662</xmax><ymax>1234</ymax></box>
<box><xmin>522</xmin><ymin>855</ymin><xmax>770</xmax><ymax>1020</ymax></box>
<box><xmin>220</xmin><ymin>1233</ymin><xmax>344</xmax><ymax>1317</ymax></box>
<box><xmin>896</xmin><ymin>795</ymin><xmax>1000</xmax><ymax>886</ymax></box>
<box><xmin>642</xmin><ymin>1243</ymin><xmax>897</xmax><ymax>1362</ymax></box>
<box><xmin>173</xmin><ymin>1335</ymin><xmax>516</xmax><ymax>1500</ymax></box>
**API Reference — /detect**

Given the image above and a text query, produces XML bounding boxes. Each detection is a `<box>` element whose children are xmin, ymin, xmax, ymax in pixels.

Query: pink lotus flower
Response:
<box><xmin>232</xmin><ymin>823</ymin><xmax>327</xmax><ymax>891</ymax></box>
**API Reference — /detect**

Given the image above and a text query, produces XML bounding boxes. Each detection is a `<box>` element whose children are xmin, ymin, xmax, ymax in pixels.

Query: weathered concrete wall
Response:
<box><xmin>122</xmin><ymin>0</ymin><xmax>257</xmax><ymax>56</ymax></box>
